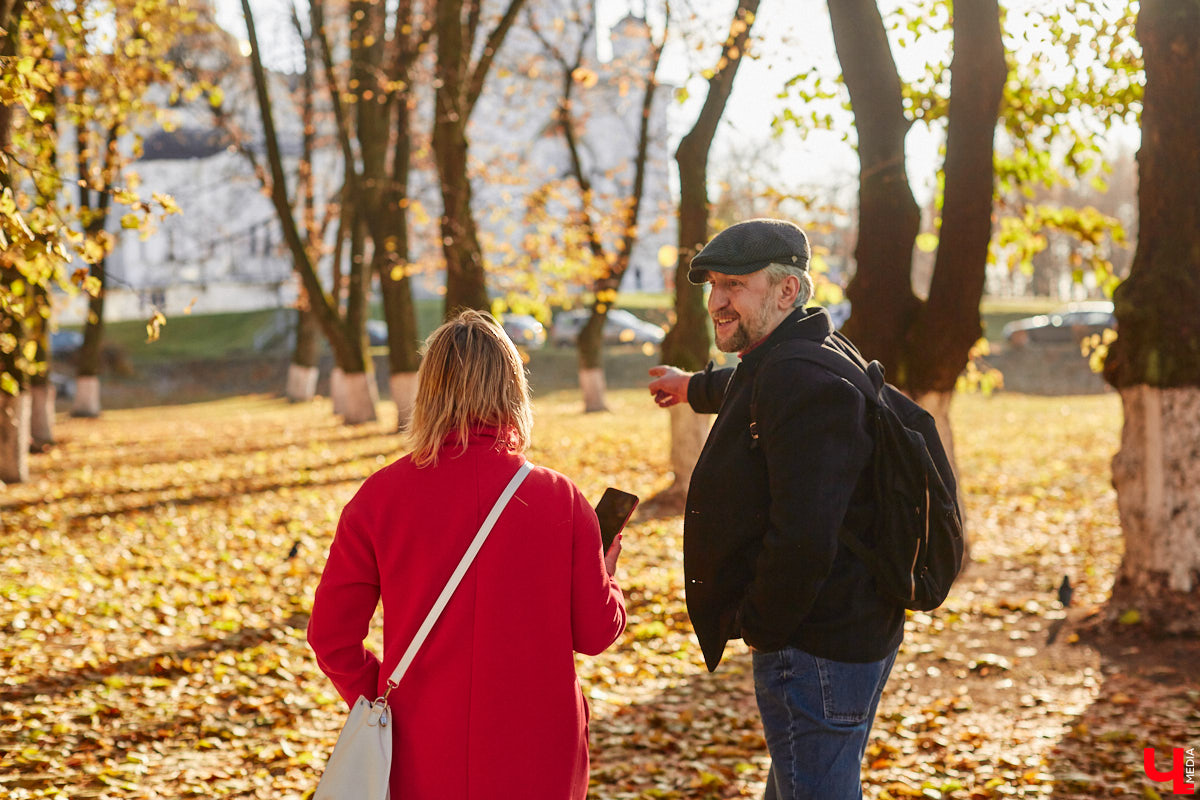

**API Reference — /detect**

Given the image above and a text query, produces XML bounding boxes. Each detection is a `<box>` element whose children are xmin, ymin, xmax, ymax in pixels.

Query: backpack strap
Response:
<box><xmin>749</xmin><ymin>334</ymin><xmax>885</xmax><ymax>443</ymax></box>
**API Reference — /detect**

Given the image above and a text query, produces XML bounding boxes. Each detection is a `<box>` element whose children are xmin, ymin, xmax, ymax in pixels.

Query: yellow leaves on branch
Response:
<box><xmin>572</xmin><ymin>67</ymin><xmax>599</xmax><ymax>89</ymax></box>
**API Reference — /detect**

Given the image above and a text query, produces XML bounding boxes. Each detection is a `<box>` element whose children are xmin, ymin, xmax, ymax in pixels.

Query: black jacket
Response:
<box><xmin>685</xmin><ymin>307</ymin><xmax>905</xmax><ymax>671</ymax></box>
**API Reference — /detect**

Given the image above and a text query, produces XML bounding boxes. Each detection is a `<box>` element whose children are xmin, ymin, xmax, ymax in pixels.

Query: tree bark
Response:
<box><xmin>0</xmin><ymin>0</ymin><xmax>30</xmax><ymax>484</ymax></box>
<box><xmin>906</xmin><ymin>0</ymin><xmax>1006</xmax><ymax>395</ymax></box>
<box><xmin>433</xmin><ymin>0</ymin><xmax>526</xmax><ymax>316</ymax></box>
<box><xmin>1103</xmin><ymin>0</ymin><xmax>1200</xmax><ymax>629</ymax></box>
<box><xmin>1103</xmin><ymin>0</ymin><xmax>1200</xmax><ymax>390</ymax></box>
<box><xmin>0</xmin><ymin>391</ymin><xmax>30</xmax><ymax>485</ymax></box>
<box><xmin>827</xmin><ymin>0</ymin><xmax>922</xmax><ymax>378</ymax></box>
<box><xmin>29</xmin><ymin>382</ymin><xmax>54</xmax><ymax>449</ymax></box>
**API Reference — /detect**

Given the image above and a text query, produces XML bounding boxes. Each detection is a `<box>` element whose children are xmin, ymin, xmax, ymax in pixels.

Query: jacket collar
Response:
<box><xmin>739</xmin><ymin>306</ymin><xmax>833</xmax><ymax>367</ymax></box>
<box><xmin>442</xmin><ymin>424</ymin><xmax>516</xmax><ymax>449</ymax></box>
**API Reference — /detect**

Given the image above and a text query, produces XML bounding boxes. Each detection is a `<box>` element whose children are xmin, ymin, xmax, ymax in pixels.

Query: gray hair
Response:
<box><xmin>763</xmin><ymin>262</ymin><xmax>814</xmax><ymax>308</ymax></box>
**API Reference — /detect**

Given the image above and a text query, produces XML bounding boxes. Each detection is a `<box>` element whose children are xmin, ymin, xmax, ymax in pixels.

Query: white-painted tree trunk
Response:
<box><xmin>1112</xmin><ymin>385</ymin><xmax>1200</xmax><ymax>598</ymax></box>
<box><xmin>339</xmin><ymin>371</ymin><xmax>379</xmax><ymax>425</ymax></box>
<box><xmin>71</xmin><ymin>376</ymin><xmax>101</xmax><ymax>418</ymax></box>
<box><xmin>30</xmin><ymin>383</ymin><xmax>55</xmax><ymax>448</ymax></box>
<box><xmin>914</xmin><ymin>390</ymin><xmax>968</xmax><ymax>553</ymax></box>
<box><xmin>0</xmin><ymin>391</ymin><xmax>31</xmax><ymax>485</ymax></box>
<box><xmin>579</xmin><ymin>367</ymin><xmax>608</xmax><ymax>413</ymax></box>
<box><xmin>913</xmin><ymin>390</ymin><xmax>958</xmax><ymax>479</ymax></box>
<box><xmin>389</xmin><ymin>371</ymin><xmax>418</xmax><ymax>430</ymax></box>
<box><xmin>668</xmin><ymin>405</ymin><xmax>712</xmax><ymax>494</ymax></box>
<box><xmin>286</xmin><ymin>364</ymin><xmax>319</xmax><ymax>403</ymax></box>
<box><xmin>330</xmin><ymin>368</ymin><xmax>345</xmax><ymax>416</ymax></box>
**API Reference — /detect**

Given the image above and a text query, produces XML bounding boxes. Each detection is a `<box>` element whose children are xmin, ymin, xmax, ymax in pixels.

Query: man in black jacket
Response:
<box><xmin>649</xmin><ymin>218</ymin><xmax>903</xmax><ymax>799</ymax></box>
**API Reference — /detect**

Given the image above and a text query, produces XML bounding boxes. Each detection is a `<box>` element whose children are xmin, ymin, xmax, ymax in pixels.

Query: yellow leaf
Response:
<box><xmin>916</xmin><ymin>233</ymin><xmax>939</xmax><ymax>253</ymax></box>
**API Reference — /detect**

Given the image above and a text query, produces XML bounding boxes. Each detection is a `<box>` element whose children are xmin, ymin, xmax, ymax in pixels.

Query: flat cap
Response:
<box><xmin>687</xmin><ymin>218</ymin><xmax>811</xmax><ymax>284</ymax></box>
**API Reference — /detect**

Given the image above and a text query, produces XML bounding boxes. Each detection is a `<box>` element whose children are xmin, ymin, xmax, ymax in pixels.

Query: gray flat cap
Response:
<box><xmin>687</xmin><ymin>218</ymin><xmax>811</xmax><ymax>284</ymax></box>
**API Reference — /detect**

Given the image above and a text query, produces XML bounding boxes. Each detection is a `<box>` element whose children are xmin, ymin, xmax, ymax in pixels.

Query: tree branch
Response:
<box><xmin>465</xmin><ymin>0</ymin><xmax>526</xmax><ymax>113</ymax></box>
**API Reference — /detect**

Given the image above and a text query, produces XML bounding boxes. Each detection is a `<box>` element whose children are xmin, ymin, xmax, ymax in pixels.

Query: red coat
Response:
<box><xmin>308</xmin><ymin>428</ymin><xmax>626</xmax><ymax>799</ymax></box>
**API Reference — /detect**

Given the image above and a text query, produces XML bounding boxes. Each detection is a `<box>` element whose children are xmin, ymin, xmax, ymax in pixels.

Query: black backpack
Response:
<box><xmin>750</xmin><ymin>333</ymin><xmax>965</xmax><ymax>611</ymax></box>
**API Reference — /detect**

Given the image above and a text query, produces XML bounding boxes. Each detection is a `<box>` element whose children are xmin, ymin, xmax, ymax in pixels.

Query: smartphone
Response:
<box><xmin>595</xmin><ymin>487</ymin><xmax>639</xmax><ymax>551</ymax></box>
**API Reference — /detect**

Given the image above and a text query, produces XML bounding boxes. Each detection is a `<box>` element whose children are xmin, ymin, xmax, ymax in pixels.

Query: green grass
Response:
<box><xmin>88</xmin><ymin>309</ymin><xmax>286</xmax><ymax>363</ymax></box>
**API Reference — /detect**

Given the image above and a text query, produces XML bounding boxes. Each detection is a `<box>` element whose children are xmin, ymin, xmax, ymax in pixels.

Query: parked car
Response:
<box><xmin>549</xmin><ymin>308</ymin><xmax>665</xmax><ymax>348</ymax></box>
<box><xmin>51</xmin><ymin>329</ymin><xmax>85</xmax><ymax>355</ymax></box>
<box><xmin>499</xmin><ymin>313</ymin><xmax>546</xmax><ymax>349</ymax></box>
<box><xmin>367</xmin><ymin>313</ymin><xmax>546</xmax><ymax>350</ymax></box>
<box><xmin>366</xmin><ymin>319</ymin><xmax>389</xmax><ymax>347</ymax></box>
<box><xmin>1002</xmin><ymin>301</ymin><xmax>1115</xmax><ymax>347</ymax></box>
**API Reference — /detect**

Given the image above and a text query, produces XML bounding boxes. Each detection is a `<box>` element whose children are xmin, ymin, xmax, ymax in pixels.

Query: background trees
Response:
<box><xmin>1</xmin><ymin>0</ymin><xmax>184</xmax><ymax>482</ymax></box>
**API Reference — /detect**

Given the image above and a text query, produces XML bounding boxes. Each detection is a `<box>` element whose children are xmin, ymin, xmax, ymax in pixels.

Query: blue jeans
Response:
<box><xmin>753</xmin><ymin>646</ymin><xmax>897</xmax><ymax>800</ymax></box>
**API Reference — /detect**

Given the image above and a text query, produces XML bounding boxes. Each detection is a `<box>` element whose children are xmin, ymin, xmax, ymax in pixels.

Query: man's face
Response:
<box><xmin>707</xmin><ymin>270</ymin><xmax>792</xmax><ymax>353</ymax></box>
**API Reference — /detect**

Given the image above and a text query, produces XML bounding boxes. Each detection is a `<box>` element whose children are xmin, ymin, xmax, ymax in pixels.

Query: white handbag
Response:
<box><xmin>313</xmin><ymin>461</ymin><xmax>533</xmax><ymax>800</ymax></box>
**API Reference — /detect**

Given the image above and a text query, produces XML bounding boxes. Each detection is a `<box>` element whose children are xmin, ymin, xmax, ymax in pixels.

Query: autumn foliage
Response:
<box><xmin>2</xmin><ymin>390</ymin><xmax>1197</xmax><ymax>798</ymax></box>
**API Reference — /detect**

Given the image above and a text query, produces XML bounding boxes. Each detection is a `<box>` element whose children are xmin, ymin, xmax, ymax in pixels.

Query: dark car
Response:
<box><xmin>51</xmin><ymin>329</ymin><xmax>85</xmax><ymax>355</ymax></box>
<box><xmin>1002</xmin><ymin>301</ymin><xmax>1115</xmax><ymax>347</ymax></box>
<box><xmin>549</xmin><ymin>308</ymin><xmax>665</xmax><ymax>348</ymax></box>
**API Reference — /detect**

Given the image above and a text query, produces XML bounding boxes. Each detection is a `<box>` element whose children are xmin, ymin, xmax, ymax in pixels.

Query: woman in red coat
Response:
<box><xmin>308</xmin><ymin>310</ymin><xmax>626</xmax><ymax>799</ymax></box>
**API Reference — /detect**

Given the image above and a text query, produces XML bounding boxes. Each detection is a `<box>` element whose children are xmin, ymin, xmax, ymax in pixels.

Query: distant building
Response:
<box><xmin>59</xmin><ymin>1</ymin><xmax>675</xmax><ymax>324</ymax></box>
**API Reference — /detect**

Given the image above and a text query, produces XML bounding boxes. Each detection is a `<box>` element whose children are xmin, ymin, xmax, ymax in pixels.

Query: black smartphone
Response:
<box><xmin>595</xmin><ymin>487</ymin><xmax>639</xmax><ymax>551</ymax></box>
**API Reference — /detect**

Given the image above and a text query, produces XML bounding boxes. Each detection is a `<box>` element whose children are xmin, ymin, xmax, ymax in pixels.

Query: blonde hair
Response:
<box><xmin>406</xmin><ymin>309</ymin><xmax>533</xmax><ymax>468</ymax></box>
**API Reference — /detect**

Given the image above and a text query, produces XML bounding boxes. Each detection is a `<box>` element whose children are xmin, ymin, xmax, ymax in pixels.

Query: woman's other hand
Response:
<box><xmin>604</xmin><ymin>533</ymin><xmax>622</xmax><ymax>576</ymax></box>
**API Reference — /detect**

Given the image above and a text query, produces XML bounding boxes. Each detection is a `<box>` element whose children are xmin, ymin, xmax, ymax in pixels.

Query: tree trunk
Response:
<box><xmin>1103</xmin><ymin>0</ymin><xmax>1200</xmax><ymax>629</ymax></box>
<box><xmin>371</xmin><ymin>94</ymin><xmax>421</xmax><ymax>431</ymax></box>
<box><xmin>339</xmin><ymin>371</ymin><xmax>379</xmax><ymax>425</ymax></box>
<box><xmin>658</xmin><ymin>0</ymin><xmax>759</xmax><ymax>497</ymax></box>
<box><xmin>0</xmin><ymin>390</ymin><xmax>30</xmax><ymax>485</ymax></box>
<box><xmin>389</xmin><ymin>371</ymin><xmax>418</xmax><ymax>429</ymax></box>
<box><xmin>578</xmin><ymin>310</ymin><xmax>608</xmax><ymax>411</ymax></box>
<box><xmin>330</xmin><ymin>367</ymin><xmax>346</xmax><ymax>416</ymax></box>
<box><xmin>432</xmin><ymin>0</ymin><xmax>526</xmax><ymax>317</ymax></box>
<box><xmin>77</xmin><ymin>261</ymin><xmax>106</xmax><ymax>380</ymax></box>
<box><xmin>828</xmin><ymin>0</ymin><xmax>922</xmax><ymax>378</ymax></box>
<box><xmin>29</xmin><ymin>382</ymin><xmax>54</xmax><ymax>449</ymax></box>
<box><xmin>434</xmin><ymin>119</ymin><xmax>489</xmax><ymax>315</ymax></box>
<box><xmin>72</xmin><ymin>376</ymin><xmax>101</xmax><ymax>417</ymax></box>
<box><xmin>286</xmin><ymin>365</ymin><xmax>319</xmax><ymax>403</ymax></box>
<box><xmin>288</xmin><ymin>308</ymin><xmax>321</xmax><ymax>402</ymax></box>
<box><xmin>1110</xmin><ymin>386</ymin><xmax>1200</xmax><ymax>629</ymax></box>
<box><xmin>906</xmin><ymin>0</ymin><xmax>1006</xmax><ymax>394</ymax></box>
<box><xmin>657</xmin><ymin>405</ymin><xmax>712</xmax><ymax>507</ymax></box>
<box><xmin>579</xmin><ymin>366</ymin><xmax>608</xmax><ymax>413</ymax></box>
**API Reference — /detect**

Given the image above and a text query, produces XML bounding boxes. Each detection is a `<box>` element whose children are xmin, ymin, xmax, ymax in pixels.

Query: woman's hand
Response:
<box><xmin>648</xmin><ymin>366</ymin><xmax>692</xmax><ymax>408</ymax></box>
<box><xmin>604</xmin><ymin>533</ymin><xmax>622</xmax><ymax>577</ymax></box>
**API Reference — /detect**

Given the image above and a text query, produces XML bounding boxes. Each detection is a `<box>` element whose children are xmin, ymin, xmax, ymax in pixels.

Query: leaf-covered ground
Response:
<box><xmin>2</xmin><ymin>390</ymin><xmax>1197</xmax><ymax>799</ymax></box>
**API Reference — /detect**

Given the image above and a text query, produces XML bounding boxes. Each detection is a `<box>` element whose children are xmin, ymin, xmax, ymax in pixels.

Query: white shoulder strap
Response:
<box><xmin>384</xmin><ymin>461</ymin><xmax>533</xmax><ymax>689</ymax></box>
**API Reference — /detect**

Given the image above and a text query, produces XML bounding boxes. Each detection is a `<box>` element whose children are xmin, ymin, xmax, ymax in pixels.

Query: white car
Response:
<box><xmin>549</xmin><ymin>308</ymin><xmax>665</xmax><ymax>348</ymax></box>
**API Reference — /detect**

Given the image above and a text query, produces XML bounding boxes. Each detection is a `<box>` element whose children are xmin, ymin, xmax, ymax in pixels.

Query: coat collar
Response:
<box><xmin>442</xmin><ymin>424</ymin><xmax>518</xmax><ymax>450</ymax></box>
<box><xmin>739</xmin><ymin>306</ymin><xmax>833</xmax><ymax>367</ymax></box>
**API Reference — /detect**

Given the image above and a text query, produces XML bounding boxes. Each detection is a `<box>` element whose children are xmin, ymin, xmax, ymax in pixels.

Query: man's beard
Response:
<box><xmin>715</xmin><ymin>303</ymin><xmax>772</xmax><ymax>353</ymax></box>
